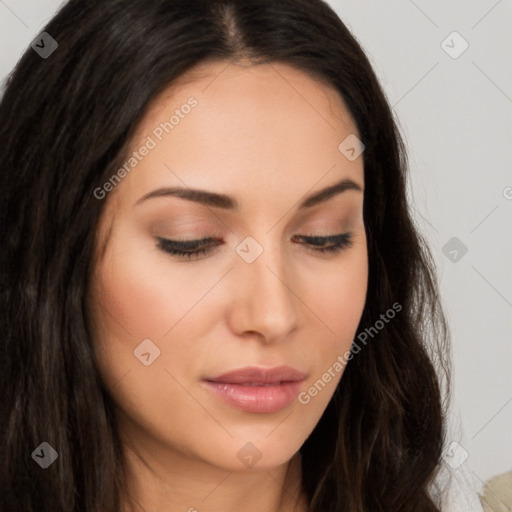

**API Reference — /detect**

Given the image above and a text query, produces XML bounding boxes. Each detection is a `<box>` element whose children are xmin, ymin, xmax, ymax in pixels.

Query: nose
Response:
<box><xmin>227</xmin><ymin>238</ymin><xmax>301</xmax><ymax>343</ymax></box>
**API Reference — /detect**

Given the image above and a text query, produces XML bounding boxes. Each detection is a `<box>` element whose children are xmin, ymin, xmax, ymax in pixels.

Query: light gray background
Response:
<box><xmin>1</xmin><ymin>0</ymin><xmax>510</xmax><ymax>485</ymax></box>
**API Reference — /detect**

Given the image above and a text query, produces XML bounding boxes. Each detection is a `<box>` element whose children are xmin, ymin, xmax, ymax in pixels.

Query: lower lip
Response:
<box><xmin>203</xmin><ymin>380</ymin><xmax>304</xmax><ymax>413</ymax></box>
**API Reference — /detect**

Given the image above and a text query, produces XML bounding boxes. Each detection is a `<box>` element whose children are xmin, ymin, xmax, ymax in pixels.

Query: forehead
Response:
<box><xmin>113</xmin><ymin>59</ymin><xmax>363</xmax><ymax>208</ymax></box>
<box><xmin>145</xmin><ymin>58</ymin><xmax>353</xmax><ymax>123</ymax></box>
<box><xmin>143</xmin><ymin>59</ymin><xmax>356</xmax><ymax>136</ymax></box>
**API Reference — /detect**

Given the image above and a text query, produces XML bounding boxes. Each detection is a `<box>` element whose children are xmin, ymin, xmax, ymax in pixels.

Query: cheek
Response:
<box><xmin>309</xmin><ymin>238</ymin><xmax>368</xmax><ymax>337</ymax></box>
<box><xmin>88</xmin><ymin>235</ymin><xmax>216</xmax><ymax>435</ymax></box>
<box><xmin>298</xmin><ymin>238</ymin><xmax>368</xmax><ymax>380</ymax></box>
<box><xmin>87</xmin><ymin>233</ymin><xmax>212</xmax><ymax>387</ymax></box>
<box><xmin>91</xmin><ymin>234</ymin><xmax>218</xmax><ymax>342</ymax></box>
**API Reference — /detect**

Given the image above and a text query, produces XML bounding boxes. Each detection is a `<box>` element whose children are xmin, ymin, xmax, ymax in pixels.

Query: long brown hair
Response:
<box><xmin>0</xmin><ymin>1</ymin><xmax>451</xmax><ymax>510</ymax></box>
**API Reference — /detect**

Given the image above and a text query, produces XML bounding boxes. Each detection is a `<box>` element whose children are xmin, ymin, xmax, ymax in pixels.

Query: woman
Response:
<box><xmin>0</xmin><ymin>0</ymin><xmax>457</xmax><ymax>510</ymax></box>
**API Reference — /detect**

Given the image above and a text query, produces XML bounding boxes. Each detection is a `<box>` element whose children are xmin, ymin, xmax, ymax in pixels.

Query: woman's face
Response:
<box><xmin>87</xmin><ymin>60</ymin><xmax>368</xmax><ymax>473</ymax></box>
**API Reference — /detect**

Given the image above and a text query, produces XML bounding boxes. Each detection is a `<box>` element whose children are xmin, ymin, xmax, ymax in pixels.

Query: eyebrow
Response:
<box><xmin>135</xmin><ymin>177</ymin><xmax>363</xmax><ymax>211</ymax></box>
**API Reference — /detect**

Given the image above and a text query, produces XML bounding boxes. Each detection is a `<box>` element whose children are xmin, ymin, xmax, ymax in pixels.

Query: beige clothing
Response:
<box><xmin>479</xmin><ymin>471</ymin><xmax>512</xmax><ymax>512</ymax></box>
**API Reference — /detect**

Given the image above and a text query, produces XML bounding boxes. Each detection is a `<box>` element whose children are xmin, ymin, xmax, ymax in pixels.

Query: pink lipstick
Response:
<box><xmin>203</xmin><ymin>366</ymin><xmax>306</xmax><ymax>414</ymax></box>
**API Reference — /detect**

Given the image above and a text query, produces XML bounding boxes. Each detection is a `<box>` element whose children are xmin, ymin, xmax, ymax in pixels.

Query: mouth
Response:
<box><xmin>202</xmin><ymin>365</ymin><xmax>306</xmax><ymax>414</ymax></box>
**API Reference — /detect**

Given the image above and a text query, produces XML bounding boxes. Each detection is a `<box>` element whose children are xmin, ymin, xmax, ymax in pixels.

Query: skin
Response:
<box><xmin>86</xmin><ymin>59</ymin><xmax>368</xmax><ymax>512</ymax></box>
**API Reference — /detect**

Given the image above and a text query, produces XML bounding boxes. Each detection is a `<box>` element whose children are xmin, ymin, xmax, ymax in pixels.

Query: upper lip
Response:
<box><xmin>205</xmin><ymin>365</ymin><xmax>307</xmax><ymax>384</ymax></box>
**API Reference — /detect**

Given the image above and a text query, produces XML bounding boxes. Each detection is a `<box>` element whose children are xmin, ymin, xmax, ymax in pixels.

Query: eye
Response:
<box><xmin>156</xmin><ymin>237</ymin><xmax>222</xmax><ymax>261</ymax></box>
<box><xmin>291</xmin><ymin>232</ymin><xmax>354</xmax><ymax>254</ymax></box>
<box><xmin>156</xmin><ymin>232</ymin><xmax>354</xmax><ymax>261</ymax></box>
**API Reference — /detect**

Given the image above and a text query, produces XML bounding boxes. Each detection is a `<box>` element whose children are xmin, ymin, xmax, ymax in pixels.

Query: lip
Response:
<box><xmin>202</xmin><ymin>365</ymin><xmax>306</xmax><ymax>414</ymax></box>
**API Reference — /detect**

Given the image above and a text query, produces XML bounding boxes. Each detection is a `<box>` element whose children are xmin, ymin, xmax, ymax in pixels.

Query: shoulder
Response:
<box><xmin>429</xmin><ymin>461</ymin><xmax>485</xmax><ymax>511</ymax></box>
<box><xmin>479</xmin><ymin>471</ymin><xmax>512</xmax><ymax>512</ymax></box>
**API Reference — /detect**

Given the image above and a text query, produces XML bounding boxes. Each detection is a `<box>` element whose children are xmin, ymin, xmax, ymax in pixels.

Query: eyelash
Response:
<box><xmin>156</xmin><ymin>233</ymin><xmax>354</xmax><ymax>261</ymax></box>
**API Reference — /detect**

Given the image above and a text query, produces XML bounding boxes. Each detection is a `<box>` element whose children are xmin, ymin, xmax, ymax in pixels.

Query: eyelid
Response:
<box><xmin>155</xmin><ymin>232</ymin><xmax>354</xmax><ymax>260</ymax></box>
<box><xmin>156</xmin><ymin>236</ymin><xmax>222</xmax><ymax>260</ymax></box>
<box><xmin>294</xmin><ymin>233</ymin><xmax>348</xmax><ymax>244</ymax></box>
<box><xmin>158</xmin><ymin>236</ymin><xmax>219</xmax><ymax>248</ymax></box>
